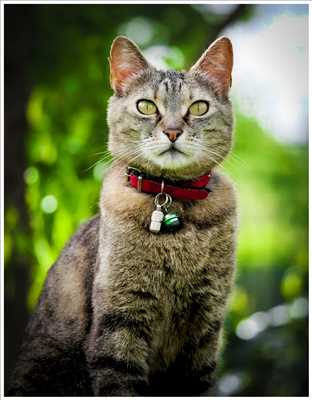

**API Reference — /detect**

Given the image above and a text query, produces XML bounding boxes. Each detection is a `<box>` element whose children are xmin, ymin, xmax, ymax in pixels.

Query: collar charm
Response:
<box><xmin>126</xmin><ymin>167</ymin><xmax>210</xmax><ymax>234</ymax></box>
<box><xmin>162</xmin><ymin>212</ymin><xmax>182</xmax><ymax>232</ymax></box>
<box><xmin>149</xmin><ymin>192</ymin><xmax>182</xmax><ymax>234</ymax></box>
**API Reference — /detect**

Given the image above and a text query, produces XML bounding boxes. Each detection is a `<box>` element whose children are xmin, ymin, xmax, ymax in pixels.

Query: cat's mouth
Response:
<box><xmin>158</xmin><ymin>146</ymin><xmax>186</xmax><ymax>157</ymax></box>
<box><xmin>146</xmin><ymin>143</ymin><xmax>195</xmax><ymax>173</ymax></box>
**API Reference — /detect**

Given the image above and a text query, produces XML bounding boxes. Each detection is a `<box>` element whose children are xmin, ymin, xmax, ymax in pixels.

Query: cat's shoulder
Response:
<box><xmin>209</xmin><ymin>170</ymin><xmax>236</xmax><ymax>207</ymax></box>
<box><xmin>43</xmin><ymin>216</ymin><xmax>99</xmax><ymax>310</ymax></box>
<box><xmin>46</xmin><ymin>214</ymin><xmax>100</xmax><ymax>278</ymax></box>
<box><xmin>55</xmin><ymin>214</ymin><xmax>100</xmax><ymax>269</ymax></box>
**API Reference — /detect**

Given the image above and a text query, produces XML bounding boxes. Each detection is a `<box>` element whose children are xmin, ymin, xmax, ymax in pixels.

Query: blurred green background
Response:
<box><xmin>4</xmin><ymin>4</ymin><xmax>308</xmax><ymax>396</ymax></box>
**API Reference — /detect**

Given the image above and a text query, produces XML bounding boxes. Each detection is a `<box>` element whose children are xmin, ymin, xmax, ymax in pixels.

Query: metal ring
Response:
<box><xmin>154</xmin><ymin>192</ymin><xmax>169</xmax><ymax>208</ymax></box>
<box><xmin>127</xmin><ymin>166</ymin><xmax>142</xmax><ymax>174</ymax></box>
<box><xmin>166</xmin><ymin>193</ymin><xmax>172</xmax><ymax>209</ymax></box>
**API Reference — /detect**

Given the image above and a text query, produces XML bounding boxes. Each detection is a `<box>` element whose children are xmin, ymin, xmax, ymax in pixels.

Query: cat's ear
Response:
<box><xmin>190</xmin><ymin>37</ymin><xmax>233</xmax><ymax>97</ymax></box>
<box><xmin>109</xmin><ymin>36</ymin><xmax>150</xmax><ymax>95</ymax></box>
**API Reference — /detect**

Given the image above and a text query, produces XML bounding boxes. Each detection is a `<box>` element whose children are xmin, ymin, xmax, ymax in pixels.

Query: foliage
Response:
<box><xmin>4</xmin><ymin>4</ymin><xmax>308</xmax><ymax>396</ymax></box>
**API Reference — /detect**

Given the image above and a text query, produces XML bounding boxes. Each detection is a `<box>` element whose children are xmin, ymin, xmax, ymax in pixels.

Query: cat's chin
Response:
<box><xmin>155</xmin><ymin>148</ymin><xmax>190</xmax><ymax>168</ymax></box>
<box><xmin>130</xmin><ymin>156</ymin><xmax>213</xmax><ymax>181</ymax></box>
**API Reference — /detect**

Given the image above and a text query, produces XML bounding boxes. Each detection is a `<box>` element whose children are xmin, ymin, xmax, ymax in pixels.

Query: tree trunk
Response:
<box><xmin>4</xmin><ymin>5</ymin><xmax>36</xmax><ymax>392</ymax></box>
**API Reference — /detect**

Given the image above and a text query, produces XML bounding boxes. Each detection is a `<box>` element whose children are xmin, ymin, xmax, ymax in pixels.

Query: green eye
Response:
<box><xmin>189</xmin><ymin>101</ymin><xmax>209</xmax><ymax>116</ymax></box>
<box><xmin>137</xmin><ymin>100</ymin><xmax>158</xmax><ymax>115</ymax></box>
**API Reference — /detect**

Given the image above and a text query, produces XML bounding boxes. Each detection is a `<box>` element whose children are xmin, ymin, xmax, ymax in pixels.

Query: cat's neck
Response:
<box><xmin>126</xmin><ymin>166</ymin><xmax>211</xmax><ymax>201</ymax></box>
<box><xmin>111</xmin><ymin>159</ymin><xmax>211</xmax><ymax>182</ymax></box>
<box><xmin>100</xmin><ymin>160</ymin><xmax>236</xmax><ymax>228</ymax></box>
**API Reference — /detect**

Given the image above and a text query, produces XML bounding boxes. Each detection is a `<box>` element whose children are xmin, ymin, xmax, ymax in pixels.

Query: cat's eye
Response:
<box><xmin>189</xmin><ymin>101</ymin><xmax>209</xmax><ymax>116</ymax></box>
<box><xmin>137</xmin><ymin>100</ymin><xmax>158</xmax><ymax>115</ymax></box>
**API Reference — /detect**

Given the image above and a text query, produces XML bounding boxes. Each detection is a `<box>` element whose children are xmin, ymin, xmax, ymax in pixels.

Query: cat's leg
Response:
<box><xmin>158</xmin><ymin>316</ymin><xmax>222</xmax><ymax>396</ymax></box>
<box><xmin>183</xmin><ymin>320</ymin><xmax>223</xmax><ymax>395</ymax></box>
<box><xmin>179</xmin><ymin>220</ymin><xmax>236</xmax><ymax>395</ymax></box>
<box><xmin>8</xmin><ymin>217</ymin><xmax>98</xmax><ymax>395</ymax></box>
<box><xmin>86</xmin><ymin>289</ymin><xmax>159</xmax><ymax>396</ymax></box>
<box><xmin>7</xmin><ymin>283</ymin><xmax>93</xmax><ymax>396</ymax></box>
<box><xmin>8</xmin><ymin>323</ymin><xmax>62</xmax><ymax>395</ymax></box>
<box><xmin>8</xmin><ymin>317</ymin><xmax>90</xmax><ymax>396</ymax></box>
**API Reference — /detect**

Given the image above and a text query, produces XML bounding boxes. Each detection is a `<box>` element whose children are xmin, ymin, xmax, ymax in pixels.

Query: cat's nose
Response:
<box><xmin>163</xmin><ymin>128</ymin><xmax>183</xmax><ymax>143</ymax></box>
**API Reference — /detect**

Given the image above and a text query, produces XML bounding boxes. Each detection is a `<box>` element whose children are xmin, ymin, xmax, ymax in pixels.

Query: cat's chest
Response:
<box><xmin>103</xmin><ymin>211</ymin><xmax>216</xmax><ymax>285</ymax></box>
<box><xmin>98</xmin><ymin>210</ymin><xmax>223</xmax><ymax>369</ymax></box>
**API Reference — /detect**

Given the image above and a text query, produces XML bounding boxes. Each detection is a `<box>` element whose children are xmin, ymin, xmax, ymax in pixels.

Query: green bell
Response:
<box><xmin>162</xmin><ymin>212</ymin><xmax>182</xmax><ymax>232</ymax></box>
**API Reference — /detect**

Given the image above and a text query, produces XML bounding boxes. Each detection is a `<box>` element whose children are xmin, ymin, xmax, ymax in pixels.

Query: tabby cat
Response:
<box><xmin>9</xmin><ymin>35</ymin><xmax>237</xmax><ymax>396</ymax></box>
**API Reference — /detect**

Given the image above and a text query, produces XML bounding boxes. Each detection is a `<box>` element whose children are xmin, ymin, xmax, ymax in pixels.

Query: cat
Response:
<box><xmin>8</xmin><ymin>35</ymin><xmax>237</xmax><ymax>396</ymax></box>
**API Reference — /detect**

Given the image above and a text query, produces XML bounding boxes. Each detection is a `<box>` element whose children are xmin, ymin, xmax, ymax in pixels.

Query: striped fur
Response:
<box><xmin>9</xmin><ymin>36</ymin><xmax>237</xmax><ymax>396</ymax></box>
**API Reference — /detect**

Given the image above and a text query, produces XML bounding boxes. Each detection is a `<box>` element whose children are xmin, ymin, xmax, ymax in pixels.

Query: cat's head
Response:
<box><xmin>107</xmin><ymin>36</ymin><xmax>233</xmax><ymax>180</ymax></box>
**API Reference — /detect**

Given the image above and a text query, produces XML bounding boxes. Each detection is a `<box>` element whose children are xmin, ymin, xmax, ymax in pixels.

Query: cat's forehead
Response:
<box><xmin>136</xmin><ymin>69</ymin><xmax>207</xmax><ymax>103</ymax></box>
<box><xmin>154</xmin><ymin>70</ymin><xmax>190</xmax><ymax>99</ymax></box>
<box><xmin>155</xmin><ymin>70</ymin><xmax>185</xmax><ymax>94</ymax></box>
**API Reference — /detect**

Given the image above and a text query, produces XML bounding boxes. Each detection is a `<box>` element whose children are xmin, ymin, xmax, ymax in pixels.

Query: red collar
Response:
<box><xmin>126</xmin><ymin>167</ymin><xmax>211</xmax><ymax>201</ymax></box>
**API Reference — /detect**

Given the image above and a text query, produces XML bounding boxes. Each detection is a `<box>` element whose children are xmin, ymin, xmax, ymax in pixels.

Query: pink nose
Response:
<box><xmin>163</xmin><ymin>128</ymin><xmax>183</xmax><ymax>143</ymax></box>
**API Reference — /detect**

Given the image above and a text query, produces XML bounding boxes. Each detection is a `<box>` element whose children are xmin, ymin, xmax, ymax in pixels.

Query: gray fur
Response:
<box><xmin>108</xmin><ymin>67</ymin><xmax>233</xmax><ymax>180</ymax></box>
<box><xmin>9</xmin><ymin>36</ymin><xmax>237</xmax><ymax>396</ymax></box>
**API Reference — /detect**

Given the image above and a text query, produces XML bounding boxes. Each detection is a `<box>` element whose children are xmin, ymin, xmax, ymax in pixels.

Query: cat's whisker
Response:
<box><xmin>185</xmin><ymin>143</ymin><xmax>238</xmax><ymax>178</ymax></box>
<box><xmin>189</xmin><ymin>141</ymin><xmax>242</xmax><ymax>172</ymax></box>
<box><xmin>195</xmin><ymin>139</ymin><xmax>246</xmax><ymax>168</ymax></box>
<box><xmin>85</xmin><ymin>156</ymin><xmax>113</xmax><ymax>172</ymax></box>
<box><xmin>86</xmin><ymin>146</ymin><xmax>143</xmax><ymax>175</ymax></box>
